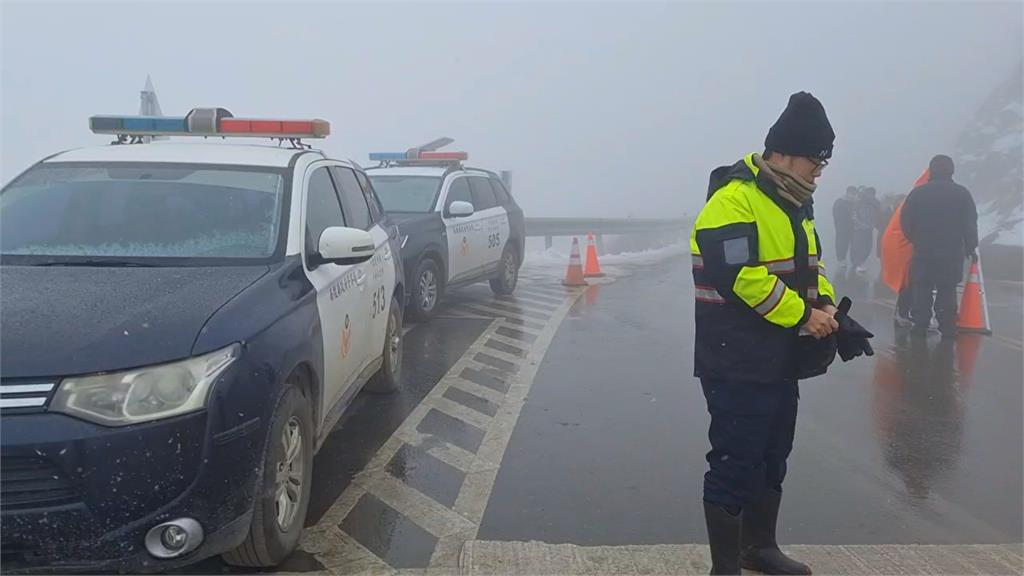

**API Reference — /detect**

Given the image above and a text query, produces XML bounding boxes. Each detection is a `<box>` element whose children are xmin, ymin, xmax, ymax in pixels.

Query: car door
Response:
<box><xmin>440</xmin><ymin>175</ymin><xmax>482</xmax><ymax>283</ymax></box>
<box><xmin>332</xmin><ymin>165</ymin><xmax>395</xmax><ymax>364</ymax></box>
<box><xmin>302</xmin><ymin>164</ymin><xmax>370</xmax><ymax>421</ymax></box>
<box><xmin>469</xmin><ymin>175</ymin><xmax>510</xmax><ymax>276</ymax></box>
<box><xmin>490</xmin><ymin>175</ymin><xmax>524</xmax><ymax>259</ymax></box>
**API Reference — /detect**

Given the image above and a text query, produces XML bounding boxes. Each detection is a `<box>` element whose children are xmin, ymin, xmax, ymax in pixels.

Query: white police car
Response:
<box><xmin>366</xmin><ymin>142</ymin><xmax>525</xmax><ymax>320</ymax></box>
<box><xmin>0</xmin><ymin>109</ymin><xmax>404</xmax><ymax>571</ymax></box>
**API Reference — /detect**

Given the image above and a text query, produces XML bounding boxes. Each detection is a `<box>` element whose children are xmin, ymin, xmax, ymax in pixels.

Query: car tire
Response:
<box><xmin>409</xmin><ymin>258</ymin><xmax>443</xmax><ymax>322</ymax></box>
<box><xmin>490</xmin><ymin>246</ymin><xmax>519</xmax><ymax>295</ymax></box>
<box><xmin>365</xmin><ymin>295</ymin><xmax>403</xmax><ymax>394</ymax></box>
<box><xmin>222</xmin><ymin>381</ymin><xmax>314</xmax><ymax>568</ymax></box>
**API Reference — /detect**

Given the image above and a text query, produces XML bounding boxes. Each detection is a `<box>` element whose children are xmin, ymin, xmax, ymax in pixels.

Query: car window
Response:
<box><xmin>331</xmin><ymin>166</ymin><xmax>372</xmax><ymax>231</ymax></box>
<box><xmin>370</xmin><ymin>175</ymin><xmax>442</xmax><ymax>213</ymax></box>
<box><xmin>490</xmin><ymin>177</ymin><xmax>511</xmax><ymax>205</ymax></box>
<box><xmin>469</xmin><ymin>176</ymin><xmax>497</xmax><ymax>210</ymax></box>
<box><xmin>355</xmin><ymin>170</ymin><xmax>383</xmax><ymax>223</ymax></box>
<box><xmin>445</xmin><ymin>177</ymin><xmax>473</xmax><ymax>209</ymax></box>
<box><xmin>0</xmin><ymin>163</ymin><xmax>286</xmax><ymax>262</ymax></box>
<box><xmin>305</xmin><ymin>167</ymin><xmax>345</xmax><ymax>254</ymax></box>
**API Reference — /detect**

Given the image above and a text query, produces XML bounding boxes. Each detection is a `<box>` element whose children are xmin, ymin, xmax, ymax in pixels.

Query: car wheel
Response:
<box><xmin>490</xmin><ymin>246</ymin><xmax>519</xmax><ymax>295</ymax></box>
<box><xmin>222</xmin><ymin>382</ymin><xmax>313</xmax><ymax>568</ymax></box>
<box><xmin>410</xmin><ymin>258</ymin><xmax>442</xmax><ymax>322</ymax></box>
<box><xmin>365</xmin><ymin>295</ymin><xmax>403</xmax><ymax>394</ymax></box>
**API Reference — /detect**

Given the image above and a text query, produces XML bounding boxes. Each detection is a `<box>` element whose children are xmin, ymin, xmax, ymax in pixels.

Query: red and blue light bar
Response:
<box><xmin>89</xmin><ymin>108</ymin><xmax>330</xmax><ymax>139</ymax></box>
<box><xmin>368</xmin><ymin>149</ymin><xmax>468</xmax><ymax>163</ymax></box>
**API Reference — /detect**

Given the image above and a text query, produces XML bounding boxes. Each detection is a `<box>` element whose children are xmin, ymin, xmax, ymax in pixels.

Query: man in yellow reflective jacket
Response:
<box><xmin>691</xmin><ymin>92</ymin><xmax>871</xmax><ymax>575</ymax></box>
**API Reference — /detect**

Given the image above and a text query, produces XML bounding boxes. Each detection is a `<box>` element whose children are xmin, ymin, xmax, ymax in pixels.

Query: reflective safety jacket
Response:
<box><xmin>690</xmin><ymin>153</ymin><xmax>836</xmax><ymax>383</ymax></box>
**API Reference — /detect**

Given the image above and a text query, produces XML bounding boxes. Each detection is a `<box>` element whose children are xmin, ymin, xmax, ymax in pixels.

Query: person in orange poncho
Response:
<box><xmin>881</xmin><ymin>168</ymin><xmax>930</xmax><ymax>325</ymax></box>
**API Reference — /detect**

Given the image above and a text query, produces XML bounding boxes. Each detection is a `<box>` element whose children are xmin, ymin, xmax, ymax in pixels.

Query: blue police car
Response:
<box><xmin>366</xmin><ymin>141</ymin><xmax>525</xmax><ymax>321</ymax></box>
<box><xmin>0</xmin><ymin>109</ymin><xmax>404</xmax><ymax>571</ymax></box>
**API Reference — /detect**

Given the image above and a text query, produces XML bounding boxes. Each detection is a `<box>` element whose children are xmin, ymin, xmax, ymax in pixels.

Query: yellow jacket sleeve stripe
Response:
<box><xmin>733</xmin><ymin>265</ymin><xmax>808</xmax><ymax>328</ymax></box>
<box><xmin>818</xmin><ymin>261</ymin><xmax>837</xmax><ymax>304</ymax></box>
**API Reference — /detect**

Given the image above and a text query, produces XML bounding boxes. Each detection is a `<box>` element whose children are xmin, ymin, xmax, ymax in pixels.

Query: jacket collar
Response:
<box><xmin>706</xmin><ymin>153</ymin><xmax>814</xmax><ymax>220</ymax></box>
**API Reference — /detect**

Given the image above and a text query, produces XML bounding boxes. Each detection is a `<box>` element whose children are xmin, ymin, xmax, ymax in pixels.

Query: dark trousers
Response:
<box><xmin>851</xmin><ymin>229</ymin><xmax>873</xmax><ymax>267</ymax></box>
<box><xmin>701</xmin><ymin>378</ymin><xmax>799</xmax><ymax>512</ymax></box>
<box><xmin>897</xmin><ymin>285</ymin><xmax>913</xmax><ymax>319</ymax></box>
<box><xmin>910</xmin><ymin>255</ymin><xmax>963</xmax><ymax>333</ymax></box>
<box><xmin>835</xmin><ymin>229</ymin><xmax>851</xmax><ymax>263</ymax></box>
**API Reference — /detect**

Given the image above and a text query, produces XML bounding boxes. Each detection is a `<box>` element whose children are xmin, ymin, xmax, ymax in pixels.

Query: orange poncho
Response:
<box><xmin>880</xmin><ymin>169</ymin><xmax>929</xmax><ymax>293</ymax></box>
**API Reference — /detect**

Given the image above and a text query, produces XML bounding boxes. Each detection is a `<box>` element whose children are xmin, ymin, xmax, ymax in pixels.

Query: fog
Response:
<box><xmin>2</xmin><ymin>1</ymin><xmax>1021</xmax><ymax>221</ymax></box>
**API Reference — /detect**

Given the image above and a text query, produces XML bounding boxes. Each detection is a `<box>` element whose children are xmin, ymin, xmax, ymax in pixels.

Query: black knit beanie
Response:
<box><xmin>765</xmin><ymin>92</ymin><xmax>835</xmax><ymax>160</ymax></box>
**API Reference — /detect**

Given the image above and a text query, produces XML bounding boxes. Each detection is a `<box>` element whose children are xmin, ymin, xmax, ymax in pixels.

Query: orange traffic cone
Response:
<box><xmin>583</xmin><ymin>233</ymin><xmax>605</xmax><ymax>278</ymax></box>
<box><xmin>957</xmin><ymin>259</ymin><xmax>992</xmax><ymax>334</ymax></box>
<box><xmin>562</xmin><ymin>238</ymin><xmax>587</xmax><ymax>287</ymax></box>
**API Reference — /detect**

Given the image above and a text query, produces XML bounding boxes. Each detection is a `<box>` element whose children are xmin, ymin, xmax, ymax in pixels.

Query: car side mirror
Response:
<box><xmin>448</xmin><ymin>201</ymin><xmax>475</xmax><ymax>218</ymax></box>
<box><xmin>310</xmin><ymin>227</ymin><xmax>375</xmax><ymax>268</ymax></box>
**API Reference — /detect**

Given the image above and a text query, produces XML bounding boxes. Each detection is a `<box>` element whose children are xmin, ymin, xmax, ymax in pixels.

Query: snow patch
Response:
<box><xmin>522</xmin><ymin>242</ymin><xmax>688</xmax><ymax>280</ymax></box>
<box><xmin>979</xmin><ymin>200</ymin><xmax>1024</xmax><ymax>247</ymax></box>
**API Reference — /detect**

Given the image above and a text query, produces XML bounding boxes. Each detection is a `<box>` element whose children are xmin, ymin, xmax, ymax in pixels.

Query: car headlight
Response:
<box><xmin>50</xmin><ymin>344</ymin><xmax>239</xmax><ymax>426</ymax></box>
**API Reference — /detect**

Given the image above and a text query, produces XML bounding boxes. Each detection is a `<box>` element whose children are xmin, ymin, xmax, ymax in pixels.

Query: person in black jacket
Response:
<box><xmin>833</xmin><ymin>186</ymin><xmax>857</xmax><ymax>269</ymax></box>
<box><xmin>900</xmin><ymin>155</ymin><xmax>979</xmax><ymax>337</ymax></box>
<box><xmin>691</xmin><ymin>92</ymin><xmax>874</xmax><ymax>576</ymax></box>
<box><xmin>851</xmin><ymin>187</ymin><xmax>882</xmax><ymax>274</ymax></box>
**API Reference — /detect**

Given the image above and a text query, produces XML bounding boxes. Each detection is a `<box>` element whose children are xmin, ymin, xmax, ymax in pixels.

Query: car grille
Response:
<box><xmin>0</xmin><ymin>456</ymin><xmax>79</xmax><ymax>510</ymax></box>
<box><xmin>0</xmin><ymin>381</ymin><xmax>56</xmax><ymax>411</ymax></box>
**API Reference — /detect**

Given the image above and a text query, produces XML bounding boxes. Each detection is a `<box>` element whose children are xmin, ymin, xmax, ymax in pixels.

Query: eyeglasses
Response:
<box><xmin>808</xmin><ymin>158</ymin><xmax>829</xmax><ymax>171</ymax></box>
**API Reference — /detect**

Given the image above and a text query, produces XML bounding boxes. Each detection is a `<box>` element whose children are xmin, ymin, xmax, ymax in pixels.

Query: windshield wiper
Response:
<box><xmin>32</xmin><ymin>259</ymin><xmax>156</xmax><ymax>268</ymax></box>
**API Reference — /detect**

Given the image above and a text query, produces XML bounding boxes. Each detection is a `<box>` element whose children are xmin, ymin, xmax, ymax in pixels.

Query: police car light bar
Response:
<box><xmin>370</xmin><ymin>137</ymin><xmax>467</xmax><ymax>164</ymax></box>
<box><xmin>89</xmin><ymin>108</ymin><xmax>330</xmax><ymax>139</ymax></box>
<box><xmin>368</xmin><ymin>149</ymin><xmax>468</xmax><ymax>164</ymax></box>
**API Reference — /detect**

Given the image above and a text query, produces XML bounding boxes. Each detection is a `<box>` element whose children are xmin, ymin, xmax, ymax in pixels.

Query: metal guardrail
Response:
<box><xmin>525</xmin><ymin>217</ymin><xmax>688</xmax><ymax>237</ymax></box>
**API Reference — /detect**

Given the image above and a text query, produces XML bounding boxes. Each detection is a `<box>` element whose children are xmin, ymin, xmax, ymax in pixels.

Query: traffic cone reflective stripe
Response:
<box><xmin>563</xmin><ymin>238</ymin><xmax>587</xmax><ymax>287</ymax></box>
<box><xmin>957</xmin><ymin>260</ymin><xmax>991</xmax><ymax>334</ymax></box>
<box><xmin>584</xmin><ymin>233</ymin><xmax>605</xmax><ymax>278</ymax></box>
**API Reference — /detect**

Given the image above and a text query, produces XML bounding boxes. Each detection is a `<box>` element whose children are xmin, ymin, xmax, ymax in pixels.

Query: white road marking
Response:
<box><xmin>302</xmin><ymin>285</ymin><xmax>584</xmax><ymax>573</ymax></box>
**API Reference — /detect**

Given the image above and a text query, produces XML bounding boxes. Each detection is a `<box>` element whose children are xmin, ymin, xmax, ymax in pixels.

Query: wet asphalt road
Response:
<box><xmin>479</xmin><ymin>255</ymin><xmax>1023</xmax><ymax>546</ymax></box>
<box><xmin>187</xmin><ymin>253</ymin><xmax>1022</xmax><ymax>573</ymax></box>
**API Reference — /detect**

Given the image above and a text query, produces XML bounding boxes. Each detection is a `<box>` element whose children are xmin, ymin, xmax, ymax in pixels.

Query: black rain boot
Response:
<box><xmin>741</xmin><ymin>489</ymin><xmax>811</xmax><ymax>575</ymax></box>
<box><xmin>703</xmin><ymin>501</ymin><xmax>742</xmax><ymax>575</ymax></box>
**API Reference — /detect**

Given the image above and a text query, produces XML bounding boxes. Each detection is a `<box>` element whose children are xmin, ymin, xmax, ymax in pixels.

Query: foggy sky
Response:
<box><xmin>2</xmin><ymin>1</ymin><xmax>1021</xmax><ymax>220</ymax></box>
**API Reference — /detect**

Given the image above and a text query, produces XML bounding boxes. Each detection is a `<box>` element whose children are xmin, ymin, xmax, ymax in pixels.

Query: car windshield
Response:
<box><xmin>0</xmin><ymin>163</ymin><xmax>285</xmax><ymax>265</ymax></box>
<box><xmin>369</xmin><ymin>175</ymin><xmax>441</xmax><ymax>213</ymax></box>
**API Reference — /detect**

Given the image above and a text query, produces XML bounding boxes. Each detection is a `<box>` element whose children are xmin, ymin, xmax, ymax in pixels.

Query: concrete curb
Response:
<box><xmin>460</xmin><ymin>540</ymin><xmax>1024</xmax><ymax>575</ymax></box>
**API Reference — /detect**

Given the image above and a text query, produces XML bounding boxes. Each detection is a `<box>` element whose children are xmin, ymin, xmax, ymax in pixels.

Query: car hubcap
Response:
<box><xmin>420</xmin><ymin>270</ymin><xmax>437</xmax><ymax>310</ymax></box>
<box><xmin>274</xmin><ymin>417</ymin><xmax>304</xmax><ymax>531</ymax></box>
<box><xmin>388</xmin><ymin>310</ymin><xmax>402</xmax><ymax>375</ymax></box>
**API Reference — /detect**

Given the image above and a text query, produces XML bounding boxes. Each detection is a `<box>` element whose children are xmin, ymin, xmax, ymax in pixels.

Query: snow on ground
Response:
<box><xmin>521</xmin><ymin>240</ymin><xmax>688</xmax><ymax>281</ymax></box>
<box><xmin>978</xmin><ymin>200</ymin><xmax>1024</xmax><ymax>247</ymax></box>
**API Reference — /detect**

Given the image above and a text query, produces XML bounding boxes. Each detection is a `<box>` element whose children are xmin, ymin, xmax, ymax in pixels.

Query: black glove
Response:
<box><xmin>835</xmin><ymin>297</ymin><xmax>874</xmax><ymax>362</ymax></box>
